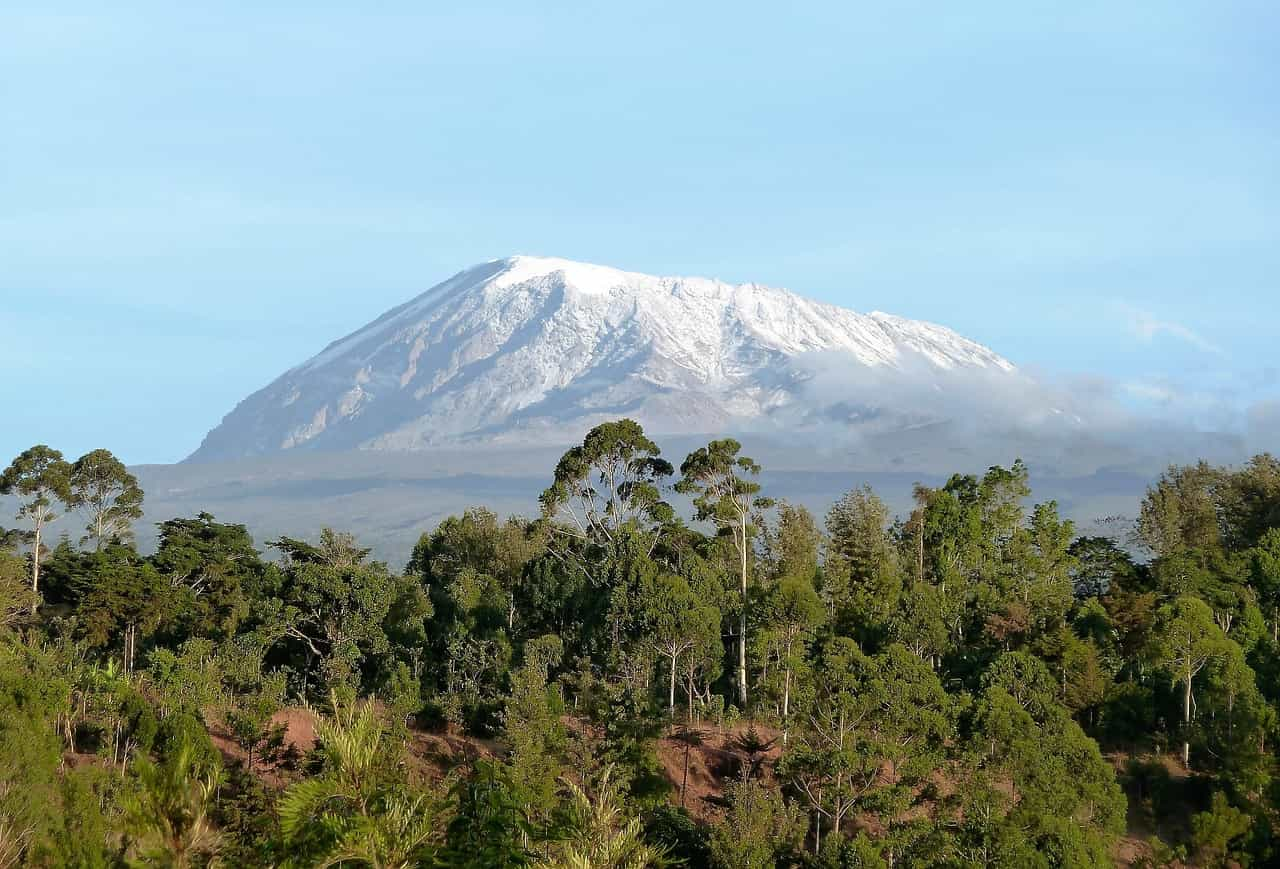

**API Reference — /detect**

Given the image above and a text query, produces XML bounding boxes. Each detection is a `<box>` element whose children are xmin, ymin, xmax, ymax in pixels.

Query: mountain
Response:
<box><xmin>189</xmin><ymin>256</ymin><xmax>1026</xmax><ymax>462</ymax></box>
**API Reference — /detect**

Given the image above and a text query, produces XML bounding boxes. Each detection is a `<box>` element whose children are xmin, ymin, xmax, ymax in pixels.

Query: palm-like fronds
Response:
<box><xmin>277</xmin><ymin>777</ymin><xmax>349</xmax><ymax>844</ymax></box>
<box><xmin>315</xmin><ymin>794</ymin><xmax>439</xmax><ymax>869</ymax></box>
<box><xmin>536</xmin><ymin>766</ymin><xmax>665</xmax><ymax>869</ymax></box>
<box><xmin>125</xmin><ymin>741</ymin><xmax>223</xmax><ymax>868</ymax></box>
<box><xmin>278</xmin><ymin>699</ymin><xmax>441</xmax><ymax>869</ymax></box>
<box><xmin>313</xmin><ymin>700</ymin><xmax>384</xmax><ymax>795</ymax></box>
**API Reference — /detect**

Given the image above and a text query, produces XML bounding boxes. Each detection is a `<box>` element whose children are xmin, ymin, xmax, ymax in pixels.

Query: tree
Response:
<box><xmin>763</xmin><ymin>501</ymin><xmax>821</xmax><ymax>584</ymax></box>
<box><xmin>824</xmin><ymin>486</ymin><xmax>900</xmax><ymax>640</ymax></box>
<box><xmin>0</xmin><ymin>551</ymin><xmax>28</xmax><ymax>633</ymax></box>
<box><xmin>273</xmin><ymin>530</ymin><xmax>414</xmax><ymax>700</ymax></box>
<box><xmin>708</xmin><ymin>775</ymin><xmax>803</xmax><ymax>869</ymax></box>
<box><xmin>1189</xmin><ymin>792</ymin><xmax>1251</xmax><ymax>867</ymax></box>
<box><xmin>890</xmin><ymin>582</ymin><xmax>949</xmax><ymax>667</ymax></box>
<box><xmin>781</xmin><ymin>641</ymin><xmax>952</xmax><ymax>851</ymax></box>
<box><xmin>1149</xmin><ymin>596</ymin><xmax>1231</xmax><ymax>767</ymax></box>
<box><xmin>1069</xmin><ymin>536</ymin><xmax>1138</xmax><ymax>600</ymax></box>
<box><xmin>152</xmin><ymin>513</ymin><xmax>264</xmax><ymax>642</ymax></box>
<box><xmin>677</xmin><ymin>439</ymin><xmax>771</xmax><ymax>708</ymax></box>
<box><xmin>757</xmin><ymin>576</ymin><xmax>823</xmax><ymax>741</ymax></box>
<box><xmin>1000</xmin><ymin>501</ymin><xmax>1076</xmax><ymax>637</ymax></box>
<box><xmin>75</xmin><ymin>545</ymin><xmax>173</xmax><ymax>674</ymax></box>
<box><xmin>540</xmin><ymin>420</ymin><xmax>674</xmax><ymax>562</ymax></box>
<box><xmin>69</xmin><ymin>449</ymin><xmax>144</xmax><ymax>549</ymax></box>
<box><xmin>0</xmin><ymin>445</ymin><xmax>72</xmax><ymax>613</ymax></box>
<box><xmin>779</xmin><ymin>638</ymin><xmax>869</xmax><ymax>848</ymax></box>
<box><xmin>278</xmin><ymin>701</ymin><xmax>442</xmax><ymax>869</ymax></box>
<box><xmin>1249</xmin><ymin>527</ymin><xmax>1280</xmax><ymax>643</ymax></box>
<box><xmin>124</xmin><ymin>736</ymin><xmax>224</xmax><ymax>868</ymax></box>
<box><xmin>969</xmin><ymin>683</ymin><xmax>1125</xmax><ymax>864</ymax></box>
<box><xmin>640</xmin><ymin>572</ymin><xmax>718</xmax><ymax>717</ymax></box>
<box><xmin>826</xmin><ymin>485</ymin><xmax>893</xmax><ymax>583</ymax></box>
<box><xmin>1215</xmin><ymin>453</ymin><xmax>1280</xmax><ymax>550</ymax></box>
<box><xmin>1058</xmin><ymin>633</ymin><xmax>1110</xmax><ymax>722</ymax></box>
<box><xmin>503</xmin><ymin>635</ymin><xmax>567</xmax><ymax>819</ymax></box>
<box><xmin>408</xmin><ymin>508</ymin><xmax>542</xmax><ymax>633</ymax></box>
<box><xmin>219</xmin><ymin>637</ymin><xmax>288</xmax><ymax>774</ymax></box>
<box><xmin>1137</xmin><ymin>461</ymin><xmax>1224</xmax><ymax>558</ymax></box>
<box><xmin>439</xmin><ymin>761</ymin><xmax>535</xmax><ymax>868</ymax></box>
<box><xmin>534</xmin><ymin>765</ymin><xmax>665</xmax><ymax>869</ymax></box>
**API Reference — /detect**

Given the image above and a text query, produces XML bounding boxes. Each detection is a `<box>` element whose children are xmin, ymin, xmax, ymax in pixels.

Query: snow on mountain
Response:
<box><xmin>188</xmin><ymin>256</ymin><xmax>1024</xmax><ymax>461</ymax></box>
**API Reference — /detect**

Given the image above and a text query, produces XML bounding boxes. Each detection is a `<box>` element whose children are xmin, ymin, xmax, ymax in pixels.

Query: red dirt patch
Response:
<box><xmin>208</xmin><ymin>707</ymin><xmax>319</xmax><ymax>788</ymax></box>
<box><xmin>654</xmin><ymin>721</ymin><xmax>784</xmax><ymax>822</ymax></box>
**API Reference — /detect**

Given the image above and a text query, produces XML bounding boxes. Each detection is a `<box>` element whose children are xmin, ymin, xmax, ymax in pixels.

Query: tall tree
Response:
<box><xmin>826</xmin><ymin>486</ymin><xmax>892</xmax><ymax>574</ymax></box>
<box><xmin>781</xmin><ymin>640</ymin><xmax>952</xmax><ymax>852</ymax></box>
<box><xmin>0</xmin><ymin>446</ymin><xmax>72</xmax><ymax>613</ymax></box>
<box><xmin>1249</xmin><ymin>527</ymin><xmax>1280</xmax><ymax>643</ymax></box>
<box><xmin>0</xmin><ymin>550</ymin><xmax>27</xmax><ymax>632</ymax></box>
<box><xmin>641</xmin><ymin>572</ymin><xmax>719</xmax><ymax>718</ymax></box>
<box><xmin>69</xmin><ymin>449</ymin><xmax>144</xmax><ymax>549</ymax></box>
<box><xmin>152</xmin><ymin>513</ymin><xmax>263</xmax><ymax>642</ymax></box>
<box><xmin>1137</xmin><ymin>461</ymin><xmax>1224</xmax><ymax>559</ymax></box>
<box><xmin>757</xmin><ymin>576</ymin><xmax>824</xmax><ymax>742</ymax></box>
<box><xmin>763</xmin><ymin>502</ymin><xmax>821</xmax><ymax>584</ymax></box>
<box><xmin>824</xmin><ymin>486</ymin><xmax>901</xmax><ymax>640</ymax></box>
<box><xmin>408</xmin><ymin>509</ymin><xmax>542</xmax><ymax>633</ymax></box>
<box><xmin>1068</xmin><ymin>536</ymin><xmax>1138</xmax><ymax>600</ymax></box>
<box><xmin>539</xmin><ymin>419</ymin><xmax>674</xmax><ymax>559</ymax></box>
<box><xmin>1150</xmin><ymin>595</ymin><xmax>1232</xmax><ymax>767</ymax></box>
<box><xmin>75</xmin><ymin>546</ymin><xmax>172</xmax><ymax>674</ymax></box>
<box><xmin>677</xmin><ymin>439</ymin><xmax>771</xmax><ymax>708</ymax></box>
<box><xmin>273</xmin><ymin>530</ymin><xmax>415</xmax><ymax>700</ymax></box>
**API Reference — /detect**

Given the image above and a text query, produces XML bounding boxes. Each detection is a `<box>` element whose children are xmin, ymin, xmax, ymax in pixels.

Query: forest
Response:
<box><xmin>1</xmin><ymin>420</ymin><xmax>1278</xmax><ymax>868</ymax></box>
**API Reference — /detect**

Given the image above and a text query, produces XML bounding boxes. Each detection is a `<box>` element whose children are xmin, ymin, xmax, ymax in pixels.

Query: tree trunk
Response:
<box><xmin>782</xmin><ymin>636</ymin><xmax>792</xmax><ymax>745</ymax></box>
<box><xmin>1182</xmin><ymin>668</ymin><xmax>1193</xmax><ymax>768</ymax></box>
<box><xmin>687</xmin><ymin>658</ymin><xmax>696</xmax><ymax>725</ymax></box>
<box><xmin>917</xmin><ymin>521</ymin><xmax>924</xmax><ymax>583</ymax></box>
<box><xmin>669</xmin><ymin>652</ymin><xmax>678</xmax><ymax>717</ymax></box>
<box><xmin>30</xmin><ymin>520</ymin><xmax>42</xmax><ymax>614</ymax></box>
<box><xmin>681</xmin><ymin>737</ymin><xmax>691</xmax><ymax>807</ymax></box>
<box><xmin>738</xmin><ymin>512</ymin><xmax>749</xmax><ymax>708</ymax></box>
<box><xmin>125</xmin><ymin>623</ymin><xmax>138</xmax><ymax>676</ymax></box>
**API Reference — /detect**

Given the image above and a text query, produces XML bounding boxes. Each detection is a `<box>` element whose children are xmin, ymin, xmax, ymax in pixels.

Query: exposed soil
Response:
<box><xmin>199</xmin><ymin>708</ymin><xmax>1198</xmax><ymax>866</ymax></box>
<box><xmin>654</xmin><ymin>720</ymin><xmax>785</xmax><ymax>822</ymax></box>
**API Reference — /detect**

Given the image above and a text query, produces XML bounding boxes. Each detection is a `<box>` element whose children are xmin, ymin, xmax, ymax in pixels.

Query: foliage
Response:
<box><xmin>69</xmin><ymin>448</ymin><xmax>144</xmax><ymax>548</ymax></box>
<box><xmin>1</xmin><ymin>435</ymin><xmax>1278</xmax><ymax>867</ymax></box>
<box><xmin>535</xmin><ymin>765</ymin><xmax>666</xmax><ymax>868</ymax></box>
<box><xmin>708</xmin><ymin>775</ymin><xmax>803</xmax><ymax>869</ymax></box>
<box><xmin>278</xmin><ymin>700</ymin><xmax>442</xmax><ymax>868</ymax></box>
<box><xmin>123</xmin><ymin>734</ymin><xmax>224</xmax><ymax>868</ymax></box>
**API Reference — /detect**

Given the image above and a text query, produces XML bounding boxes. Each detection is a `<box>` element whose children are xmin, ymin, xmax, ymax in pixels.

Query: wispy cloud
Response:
<box><xmin>1113</xmin><ymin>302</ymin><xmax>1225</xmax><ymax>356</ymax></box>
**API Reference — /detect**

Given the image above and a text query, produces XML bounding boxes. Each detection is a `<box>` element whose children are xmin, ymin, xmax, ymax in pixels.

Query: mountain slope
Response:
<box><xmin>189</xmin><ymin>256</ymin><xmax>1020</xmax><ymax>461</ymax></box>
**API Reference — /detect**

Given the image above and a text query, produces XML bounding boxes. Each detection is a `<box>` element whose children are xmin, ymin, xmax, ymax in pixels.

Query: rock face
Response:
<box><xmin>188</xmin><ymin>256</ymin><xmax>1019</xmax><ymax>461</ymax></box>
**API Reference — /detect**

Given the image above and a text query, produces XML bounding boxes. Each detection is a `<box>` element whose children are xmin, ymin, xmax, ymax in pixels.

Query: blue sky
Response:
<box><xmin>2</xmin><ymin>1</ymin><xmax>1277</xmax><ymax>464</ymax></box>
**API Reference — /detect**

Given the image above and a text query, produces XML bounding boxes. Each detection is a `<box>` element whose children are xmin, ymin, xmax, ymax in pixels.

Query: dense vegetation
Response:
<box><xmin>1</xmin><ymin>423</ymin><xmax>1278</xmax><ymax>867</ymax></box>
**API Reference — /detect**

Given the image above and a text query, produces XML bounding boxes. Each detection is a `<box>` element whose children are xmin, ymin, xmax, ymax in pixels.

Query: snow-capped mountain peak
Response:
<box><xmin>188</xmin><ymin>256</ymin><xmax>1021</xmax><ymax>461</ymax></box>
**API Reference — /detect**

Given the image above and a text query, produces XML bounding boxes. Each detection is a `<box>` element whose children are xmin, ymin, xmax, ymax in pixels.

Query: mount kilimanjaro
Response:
<box><xmin>189</xmin><ymin>255</ymin><xmax>1028</xmax><ymax>462</ymax></box>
